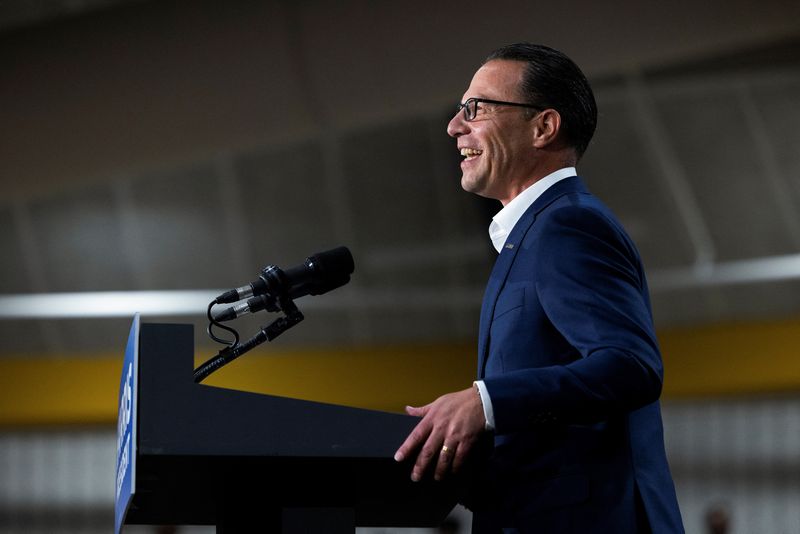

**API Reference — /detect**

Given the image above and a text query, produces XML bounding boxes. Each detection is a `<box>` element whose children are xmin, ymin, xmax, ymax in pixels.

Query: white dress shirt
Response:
<box><xmin>475</xmin><ymin>167</ymin><xmax>577</xmax><ymax>430</ymax></box>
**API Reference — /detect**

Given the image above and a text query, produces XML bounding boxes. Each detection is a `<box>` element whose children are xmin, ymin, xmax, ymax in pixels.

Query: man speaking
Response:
<box><xmin>394</xmin><ymin>43</ymin><xmax>684</xmax><ymax>533</ymax></box>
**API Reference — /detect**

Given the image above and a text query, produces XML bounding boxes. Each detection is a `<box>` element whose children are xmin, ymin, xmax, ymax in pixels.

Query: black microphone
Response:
<box><xmin>213</xmin><ymin>246</ymin><xmax>354</xmax><ymax>321</ymax></box>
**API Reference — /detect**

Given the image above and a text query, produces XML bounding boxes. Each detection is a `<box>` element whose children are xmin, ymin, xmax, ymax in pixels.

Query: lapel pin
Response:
<box><xmin>504</xmin><ymin>243</ymin><xmax>515</xmax><ymax>249</ymax></box>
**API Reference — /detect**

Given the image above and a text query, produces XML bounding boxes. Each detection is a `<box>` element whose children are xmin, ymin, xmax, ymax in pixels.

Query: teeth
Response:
<box><xmin>460</xmin><ymin>148</ymin><xmax>483</xmax><ymax>157</ymax></box>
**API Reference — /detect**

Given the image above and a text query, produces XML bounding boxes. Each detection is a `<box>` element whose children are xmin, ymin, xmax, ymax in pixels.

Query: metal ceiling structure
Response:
<box><xmin>0</xmin><ymin>1</ymin><xmax>799</xmax><ymax>352</ymax></box>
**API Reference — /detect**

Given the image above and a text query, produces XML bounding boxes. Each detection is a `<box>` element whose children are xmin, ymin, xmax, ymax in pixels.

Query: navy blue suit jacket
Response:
<box><xmin>470</xmin><ymin>177</ymin><xmax>684</xmax><ymax>533</ymax></box>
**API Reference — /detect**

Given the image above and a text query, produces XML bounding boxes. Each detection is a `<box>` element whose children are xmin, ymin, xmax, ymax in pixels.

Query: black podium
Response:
<box><xmin>120</xmin><ymin>323</ymin><xmax>462</xmax><ymax>532</ymax></box>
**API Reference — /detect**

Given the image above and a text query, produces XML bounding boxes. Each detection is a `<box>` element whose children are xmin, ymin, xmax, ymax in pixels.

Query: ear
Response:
<box><xmin>531</xmin><ymin>109</ymin><xmax>562</xmax><ymax>149</ymax></box>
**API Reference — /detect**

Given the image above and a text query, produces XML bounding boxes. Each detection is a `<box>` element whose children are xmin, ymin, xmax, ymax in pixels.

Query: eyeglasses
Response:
<box><xmin>457</xmin><ymin>97</ymin><xmax>540</xmax><ymax>121</ymax></box>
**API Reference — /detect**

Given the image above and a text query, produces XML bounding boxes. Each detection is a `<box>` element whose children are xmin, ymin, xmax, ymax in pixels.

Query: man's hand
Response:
<box><xmin>394</xmin><ymin>386</ymin><xmax>486</xmax><ymax>481</ymax></box>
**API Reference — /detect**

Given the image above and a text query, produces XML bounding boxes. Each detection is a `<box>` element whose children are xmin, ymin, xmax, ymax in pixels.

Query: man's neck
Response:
<box><xmin>500</xmin><ymin>158</ymin><xmax>576</xmax><ymax>206</ymax></box>
<box><xmin>488</xmin><ymin>166</ymin><xmax>577</xmax><ymax>253</ymax></box>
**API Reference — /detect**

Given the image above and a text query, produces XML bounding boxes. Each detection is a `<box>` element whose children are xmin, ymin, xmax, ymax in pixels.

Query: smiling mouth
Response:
<box><xmin>460</xmin><ymin>148</ymin><xmax>483</xmax><ymax>161</ymax></box>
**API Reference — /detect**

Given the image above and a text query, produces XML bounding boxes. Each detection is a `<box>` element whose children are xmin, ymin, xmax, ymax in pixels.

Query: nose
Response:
<box><xmin>447</xmin><ymin>109</ymin><xmax>468</xmax><ymax>138</ymax></box>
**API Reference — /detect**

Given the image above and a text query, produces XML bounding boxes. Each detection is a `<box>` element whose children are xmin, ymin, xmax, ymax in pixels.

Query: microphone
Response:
<box><xmin>213</xmin><ymin>246</ymin><xmax>354</xmax><ymax>321</ymax></box>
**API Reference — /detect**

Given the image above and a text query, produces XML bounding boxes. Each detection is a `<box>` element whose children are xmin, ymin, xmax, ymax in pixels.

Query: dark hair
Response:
<box><xmin>484</xmin><ymin>43</ymin><xmax>597</xmax><ymax>159</ymax></box>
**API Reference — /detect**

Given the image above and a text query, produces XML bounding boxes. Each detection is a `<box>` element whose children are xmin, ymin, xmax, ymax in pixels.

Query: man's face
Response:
<box><xmin>447</xmin><ymin>60</ymin><xmax>536</xmax><ymax>204</ymax></box>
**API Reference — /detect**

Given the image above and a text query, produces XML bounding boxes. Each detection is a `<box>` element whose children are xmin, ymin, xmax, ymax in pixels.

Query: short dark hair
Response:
<box><xmin>484</xmin><ymin>43</ymin><xmax>597</xmax><ymax>159</ymax></box>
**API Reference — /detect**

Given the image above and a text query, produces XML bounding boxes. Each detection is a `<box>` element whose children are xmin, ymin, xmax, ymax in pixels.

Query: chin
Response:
<box><xmin>461</xmin><ymin>175</ymin><xmax>482</xmax><ymax>194</ymax></box>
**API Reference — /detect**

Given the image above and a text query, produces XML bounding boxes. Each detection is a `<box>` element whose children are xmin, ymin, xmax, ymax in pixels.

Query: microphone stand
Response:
<box><xmin>194</xmin><ymin>295</ymin><xmax>304</xmax><ymax>383</ymax></box>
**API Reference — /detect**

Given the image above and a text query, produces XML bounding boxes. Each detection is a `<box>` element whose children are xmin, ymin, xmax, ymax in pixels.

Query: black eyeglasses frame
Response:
<box><xmin>457</xmin><ymin>97</ymin><xmax>541</xmax><ymax>121</ymax></box>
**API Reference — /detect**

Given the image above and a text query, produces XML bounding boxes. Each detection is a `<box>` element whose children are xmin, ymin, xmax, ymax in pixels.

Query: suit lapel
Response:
<box><xmin>476</xmin><ymin>177</ymin><xmax>587</xmax><ymax>378</ymax></box>
<box><xmin>477</xmin><ymin>240</ymin><xmax>521</xmax><ymax>377</ymax></box>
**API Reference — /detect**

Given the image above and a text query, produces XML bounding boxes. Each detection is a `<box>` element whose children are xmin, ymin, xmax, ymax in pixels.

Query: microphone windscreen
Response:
<box><xmin>306</xmin><ymin>247</ymin><xmax>354</xmax><ymax>295</ymax></box>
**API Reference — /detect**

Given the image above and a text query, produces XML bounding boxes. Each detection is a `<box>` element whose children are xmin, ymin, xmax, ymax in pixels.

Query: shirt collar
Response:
<box><xmin>488</xmin><ymin>167</ymin><xmax>577</xmax><ymax>253</ymax></box>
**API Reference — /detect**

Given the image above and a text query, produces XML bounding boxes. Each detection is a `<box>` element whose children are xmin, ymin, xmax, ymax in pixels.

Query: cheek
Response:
<box><xmin>496</xmin><ymin>135</ymin><xmax>528</xmax><ymax>165</ymax></box>
<box><xmin>489</xmin><ymin>141</ymin><xmax>515</xmax><ymax>170</ymax></box>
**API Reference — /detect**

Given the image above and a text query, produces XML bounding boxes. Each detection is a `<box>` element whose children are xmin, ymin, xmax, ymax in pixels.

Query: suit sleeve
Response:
<box><xmin>482</xmin><ymin>204</ymin><xmax>664</xmax><ymax>433</ymax></box>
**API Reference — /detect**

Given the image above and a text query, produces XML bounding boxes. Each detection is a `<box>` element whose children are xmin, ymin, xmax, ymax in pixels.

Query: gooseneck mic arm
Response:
<box><xmin>194</xmin><ymin>297</ymin><xmax>304</xmax><ymax>383</ymax></box>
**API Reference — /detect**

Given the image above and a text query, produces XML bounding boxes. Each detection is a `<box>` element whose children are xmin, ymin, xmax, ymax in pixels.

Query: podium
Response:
<box><xmin>115</xmin><ymin>319</ymin><xmax>462</xmax><ymax>532</ymax></box>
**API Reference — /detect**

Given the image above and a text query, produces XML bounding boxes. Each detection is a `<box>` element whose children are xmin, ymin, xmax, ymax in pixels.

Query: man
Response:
<box><xmin>394</xmin><ymin>43</ymin><xmax>684</xmax><ymax>533</ymax></box>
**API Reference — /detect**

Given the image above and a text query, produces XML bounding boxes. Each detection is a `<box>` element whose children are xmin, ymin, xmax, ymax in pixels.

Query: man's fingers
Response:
<box><xmin>451</xmin><ymin>437</ymin><xmax>473</xmax><ymax>474</ymax></box>
<box><xmin>411</xmin><ymin>435</ymin><xmax>441</xmax><ymax>482</ymax></box>
<box><xmin>394</xmin><ymin>417</ymin><xmax>431</xmax><ymax>462</ymax></box>
<box><xmin>394</xmin><ymin>431</ymin><xmax>421</xmax><ymax>462</ymax></box>
<box><xmin>396</xmin><ymin>387</ymin><xmax>487</xmax><ymax>480</ymax></box>
<box><xmin>396</xmin><ymin>404</ymin><xmax>434</xmax><ymax>461</ymax></box>
<box><xmin>434</xmin><ymin>442</ymin><xmax>456</xmax><ymax>481</ymax></box>
<box><xmin>404</xmin><ymin>404</ymin><xmax>430</xmax><ymax>417</ymax></box>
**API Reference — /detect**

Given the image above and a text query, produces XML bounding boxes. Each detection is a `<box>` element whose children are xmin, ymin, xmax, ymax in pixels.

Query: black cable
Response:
<box><xmin>194</xmin><ymin>299</ymin><xmax>304</xmax><ymax>383</ymax></box>
<box><xmin>206</xmin><ymin>300</ymin><xmax>240</xmax><ymax>347</ymax></box>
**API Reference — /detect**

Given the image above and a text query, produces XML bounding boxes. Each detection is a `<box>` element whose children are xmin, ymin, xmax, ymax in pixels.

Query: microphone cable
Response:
<box><xmin>195</xmin><ymin>295</ymin><xmax>304</xmax><ymax>384</ymax></box>
<box><xmin>206</xmin><ymin>299</ymin><xmax>240</xmax><ymax>347</ymax></box>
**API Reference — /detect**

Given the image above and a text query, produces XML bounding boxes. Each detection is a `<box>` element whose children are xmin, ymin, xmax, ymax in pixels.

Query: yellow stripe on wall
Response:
<box><xmin>1</xmin><ymin>318</ymin><xmax>799</xmax><ymax>427</ymax></box>
<box><xmin>0</xmin><ymin>344</ymin><xmax>476</xmax><ymax>427</ymax></box>
<box><xmin>197</xmin><ymin>343</ymin><xmax>475</xmax><ymax>411</ymax></box>
<box><xmin>0</xmin><ymin>357</ymin><xmax>122</xmax><ymax>426</ymax></box>
<box><xmin>659</xmin><ymin>318</ymin><xmax>800</xmax><ymax>396</ymax></box>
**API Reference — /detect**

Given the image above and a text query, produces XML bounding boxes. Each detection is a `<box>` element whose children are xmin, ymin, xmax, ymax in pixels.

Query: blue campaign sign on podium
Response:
<box><xmin>115</xmin><ymin>313</ymin><xmax>140</xmax><ymax>534</ymax></box>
